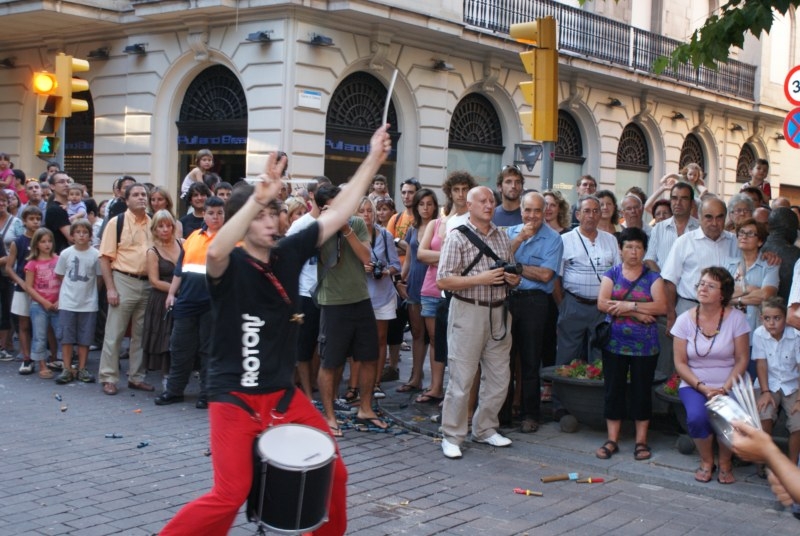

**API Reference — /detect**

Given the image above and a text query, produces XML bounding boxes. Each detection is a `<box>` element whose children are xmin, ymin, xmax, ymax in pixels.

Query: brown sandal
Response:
<box><xmin>595</xmin><ymin>440</ymin><xmax>619</xmax><ymax>459</ymax></box>
<box><xmin>694</xmin><ymin>464</ymin><xmax>716</xmax><ymax>483</ymax></box>
<box><xmin>633</xmin><ymin>443</ymin><xmax>652</xmax><ymax>461</ymax></box>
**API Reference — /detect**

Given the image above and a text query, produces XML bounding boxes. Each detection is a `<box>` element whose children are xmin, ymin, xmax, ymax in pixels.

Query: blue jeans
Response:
<box><xmin>30</xmin><ymin>302</ymin><xmax>59</xmax><ymax>361</ymax></box>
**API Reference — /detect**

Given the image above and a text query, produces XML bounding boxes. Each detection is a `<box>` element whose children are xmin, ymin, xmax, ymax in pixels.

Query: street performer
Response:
<box><xmin>158</xmin><ymin>124</ymin><xmax>392</xmax><ymax>536</ymax></box>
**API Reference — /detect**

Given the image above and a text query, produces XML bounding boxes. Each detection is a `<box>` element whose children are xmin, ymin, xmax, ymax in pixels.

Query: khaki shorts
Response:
<box><xmin>755</xmin><ymin>388</ymin><xmax>800</xmax><ymax>432</ymax></box>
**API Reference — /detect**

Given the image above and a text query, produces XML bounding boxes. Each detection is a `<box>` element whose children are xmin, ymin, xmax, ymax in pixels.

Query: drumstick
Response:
<box><xmin>382</xmin><ymin>69</ymin><xmax>398</xmax><ymax>126</ymax></box>
<box><xmin>244</xmin><ymin>177</ymin><xmax>317</xmax><ymax>186</ymax></box>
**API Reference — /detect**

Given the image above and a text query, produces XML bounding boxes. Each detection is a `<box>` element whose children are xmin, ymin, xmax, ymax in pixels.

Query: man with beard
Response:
<box><xmin>492</xmin><ymin>165</ymin><xmax>524</xmax><ymax>228</ymax></box>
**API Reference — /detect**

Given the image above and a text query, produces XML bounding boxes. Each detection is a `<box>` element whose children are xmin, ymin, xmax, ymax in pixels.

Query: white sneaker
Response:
<box><xmin>472</xmin><ymin>432</ymin><xmax>512</xmax><ymax>447</ymax></box>
<box><xmin>441</xmin><ymin>438</ymin><xmax>462</xmax><ymax>459</ymax></box>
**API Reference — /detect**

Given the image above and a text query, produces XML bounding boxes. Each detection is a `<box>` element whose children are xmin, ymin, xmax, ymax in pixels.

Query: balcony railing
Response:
<box><xmin>463</xmin><ymin>0</ymin><xmax>756</xmax><ymax>100</ymax></box>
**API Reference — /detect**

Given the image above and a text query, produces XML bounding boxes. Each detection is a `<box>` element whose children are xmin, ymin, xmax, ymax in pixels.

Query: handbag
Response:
<box><xmin>592</xmin><ymin>266</ymin><xmax>649</xmax><ymax>349</ymax></box>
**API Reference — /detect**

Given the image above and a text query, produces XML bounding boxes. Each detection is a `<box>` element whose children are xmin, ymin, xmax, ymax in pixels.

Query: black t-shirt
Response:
<box><xmin>205</xmin><ymin>222</ymin><xmax>320</xmax><ymax>397</ymax></box>
<box><xmin>180</xmin><ymin>213</ymin><xmax>204</xmax><ymax>239</ymax></box>
<box><xmin>44</xmin><ymin>200</ymin><xmax>71</xmax><ymax>254</ymax></box>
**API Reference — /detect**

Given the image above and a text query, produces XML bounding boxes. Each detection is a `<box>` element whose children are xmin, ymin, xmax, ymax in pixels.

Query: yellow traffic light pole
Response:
<box><xmin>510</xmin><ymin>17</ymin><xmax>558</xmax><ymax>190</ymax></box>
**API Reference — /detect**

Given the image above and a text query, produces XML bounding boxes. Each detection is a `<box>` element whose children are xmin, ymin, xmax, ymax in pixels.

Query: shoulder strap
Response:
<box><xmin>455</xmin><ymin>224</ymin><xmax>501</xmax><ymax>276</ymax></box>
<box><xmin>116</xmin><ymin>213</ymin><xmax>125</xmax><ymax>244</ymax></box>
<box><xmin>575</xmin><ymin>228</ymin><xmax>602</xmax><ymax>282</ymax></box>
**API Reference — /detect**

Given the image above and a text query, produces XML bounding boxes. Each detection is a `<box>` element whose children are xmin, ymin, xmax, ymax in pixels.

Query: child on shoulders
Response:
<box><xmin>67</xmin><ymin>184</ymin><xmax>87</xmax><ymax>223</ymax></box>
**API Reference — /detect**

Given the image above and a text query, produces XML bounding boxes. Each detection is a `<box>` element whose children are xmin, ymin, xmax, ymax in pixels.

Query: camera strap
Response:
<box><xmin>455</xmin><ymin>225</ymin><xmax>502</xmax><ymax>276</ymax></box>
<box><xmin>370</xmin><ymin>224</ymin><xmax>390</xmax><ymax>264</ymax></box>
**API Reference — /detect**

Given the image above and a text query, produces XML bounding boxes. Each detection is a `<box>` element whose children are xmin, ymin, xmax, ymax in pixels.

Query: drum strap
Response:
<box><xmin>210</xmin><ymin>387</ymin><xmax>296</xmax><ymax>422</ymax></box>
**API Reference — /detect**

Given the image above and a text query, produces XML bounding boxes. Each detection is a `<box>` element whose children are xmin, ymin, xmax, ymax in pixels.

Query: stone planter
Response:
<box><xmin>541</xmin><ymin>366</ymin><xmax>666</xmax><ymax>430</ymax></box>
<box><xmin>654</xmin><ymin>384</ymin><xmax>688</xmax><ymax>433</ymax></box>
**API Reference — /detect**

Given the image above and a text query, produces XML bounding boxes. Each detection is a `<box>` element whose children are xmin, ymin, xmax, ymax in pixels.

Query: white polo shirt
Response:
<box><xmin>559</xmin><ymin>227</ymin><xmax>620</xmax><ymax>299</ymax></box>
<box><xmin>660</xmin><ymin>228</ymin><xmax>739</xmax><ymax>301</ymax></box>
<box><xmin>644</xmin><ymin>216</ymin><xmax>699</xmax><ymax>270</ymax></box>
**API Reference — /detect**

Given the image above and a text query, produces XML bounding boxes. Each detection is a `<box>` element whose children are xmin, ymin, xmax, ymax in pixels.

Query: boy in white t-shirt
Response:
<box><xmin>754</xmin><ymin>296</ymin><xmax>800</xmax><ymax>474</ymax></box>
<box><xmin>54</xmin><ymin>220</ymin><xmax>103</xmax><ymax>384</ymax></box>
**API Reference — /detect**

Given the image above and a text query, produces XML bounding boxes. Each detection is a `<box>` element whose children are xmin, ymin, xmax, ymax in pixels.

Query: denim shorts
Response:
<box><xmin>420</xmin><ymin>295</ymin><xmax>442</xmax><ymax>318</ymax></box>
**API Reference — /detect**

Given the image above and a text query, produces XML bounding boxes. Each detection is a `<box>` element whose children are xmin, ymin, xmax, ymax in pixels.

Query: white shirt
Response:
<box><xmin>660</xmin><ymin>228</ymin><xmax>739</xmax><ymax>301</ymax></box>
<box><xmin>445</xmin><ymin>212</ymin><xmax>469</xmax><ymax>234</ymax></box>
<box><xmin>752</xmin><ymin>325</ymin><xmax>800</xmax><ymax>395</ymax></box>
<box><xmin>559</xmin><ymin>227</ymin><xmax>620</xmax><ymax>299</ymax></box>
<box><xmin>287</xmin><ymin>212</ymin><xmax>318</xmax><ymax>297</ymax></box>
<box><xmin>644</xmin><ymin>216</ymin><xmax>700</xmax><ymax>269</ymax></box>
<box><xmin>788</xmin><ymin>258</ymin><xmax>800</xmax><ymax>307</ymax></box>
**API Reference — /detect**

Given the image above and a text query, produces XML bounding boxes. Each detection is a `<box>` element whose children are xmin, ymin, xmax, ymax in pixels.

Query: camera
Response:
<box><xmin>372</xmin><ymin>261</ymin><xmax>386</xmax><ymax>280</ymax></box>
<box><xmin>490</xmin><ymin>260</ymin><xmax>523</xmax><ymax>286</ymax></box>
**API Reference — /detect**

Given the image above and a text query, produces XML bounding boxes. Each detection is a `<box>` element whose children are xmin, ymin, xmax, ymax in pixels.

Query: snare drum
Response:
<box><xmin>247</xmin><ymin>424</ymin><xmax>337</xmax><ymax>534</ymax></box>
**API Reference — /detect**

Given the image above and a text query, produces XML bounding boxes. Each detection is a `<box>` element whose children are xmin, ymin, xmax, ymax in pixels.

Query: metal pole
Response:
<box><xmin>57</xmin><ymin>118</ymin><xmax>65</xmax><ymax>168</ymax></box>
<box><xmin>540</xmin><ymin>140</ymin><xmax>554</xmax><ymax>191</ymax></box>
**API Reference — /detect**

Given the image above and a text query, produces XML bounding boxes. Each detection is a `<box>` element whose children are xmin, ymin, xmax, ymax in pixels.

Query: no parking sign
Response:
<box><xmin>784</xmin><ymin>67</ymin><xmax>800</xmax><ymax>148</ymax></box>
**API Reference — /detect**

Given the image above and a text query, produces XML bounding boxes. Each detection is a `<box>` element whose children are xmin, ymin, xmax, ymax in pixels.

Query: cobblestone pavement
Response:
<box><xmin>1</xmin><ymin>351</ymin><xmax>797</xmax><ymax>535</ymax></box>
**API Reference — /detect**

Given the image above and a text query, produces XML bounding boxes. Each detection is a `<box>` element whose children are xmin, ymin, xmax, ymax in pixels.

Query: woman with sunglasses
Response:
<box><xmin>671</xmin><ymin>266</ymin><xmax>750</xmax><ymax>484</ymax></box>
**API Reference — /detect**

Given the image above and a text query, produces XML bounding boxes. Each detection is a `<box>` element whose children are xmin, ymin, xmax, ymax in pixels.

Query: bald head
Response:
<box><xmin>699</xmin><ymin>197</ymin><xmax>726</xmax><ymax>241</ymax></box>
<box><xmin>467</xmin><ymin>186</ymin><xmax>496</xmax><ymax>226</ymax></box>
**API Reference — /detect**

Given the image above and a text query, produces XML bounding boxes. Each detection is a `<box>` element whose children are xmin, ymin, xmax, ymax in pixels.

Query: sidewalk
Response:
<box><xmin>1</xmin><ymin>346</ymin><xmax>797</xmax><ymax>535</ymax></box>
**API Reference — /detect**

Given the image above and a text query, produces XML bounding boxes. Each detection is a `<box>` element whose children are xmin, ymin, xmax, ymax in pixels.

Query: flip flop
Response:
<box><xmin>717</xmin><ymin>468</ymin><xmax>735</xmax><ymax>484</ymax></box>
<box><xmin>415</xmin><ymin>392</ymin><xmax>444</xmax><ymax>404</ymax></box>
<box><xmin>396</xmin><ymin>383</ymin><xmax>422</xmax><ymax>393</ymax></box>
<box><xmin>355</xmin><ymin>416</ymin><xmax>389</xmax><ymax>430</ymax></box>
<box><xmin>329</xmin><ymin>425</ymin><xmax>343</xmax><ymax>438</ymax></box>
<box><xmin>595</xmin><ymin>440</ymin><xmax>619</xmax><ymax>459</ymax></box>
<box><xmin>694</xmin><ymin>464</ymin><xmax>716</xmax><ymax>483</ymax></box>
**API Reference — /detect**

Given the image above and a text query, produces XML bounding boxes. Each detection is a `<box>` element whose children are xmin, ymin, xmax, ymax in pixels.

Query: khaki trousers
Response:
<box><xmin>98</xmin><ymin>271</ymin><xmax>150</xmax><ymax>384</ymax></box>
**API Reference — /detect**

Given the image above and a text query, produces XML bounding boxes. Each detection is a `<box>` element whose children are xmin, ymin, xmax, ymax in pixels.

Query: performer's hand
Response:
<box><xmin>253</xmin><ymin>152</ymin><xmax>286</xmax><ymax>205</ymax></box>
<box><xmin>368</xmin><ymin>124</ymin><xmax>392</xmax><ymax>164</ymax></box>
<box><xmin>767</xmin><ymin>470</ymin><xmax>794</xmax><ymax>506</ymax></box>
<box><xmin>731</xmin><ymin>420</ymin><xmax>775</xmax><ymax>464</ymax></box>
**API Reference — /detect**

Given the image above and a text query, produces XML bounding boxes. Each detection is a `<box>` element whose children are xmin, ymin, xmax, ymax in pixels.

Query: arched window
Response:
<box><xmin>679</xmin><ymin>133</ymin><xmax>705</xmax><ymax>173</ymax></box>
<box><xmin>616</xmin><ymin>123</ymin><xmax>650</xmax><ymax>172</ymax></box>
<box><xmin>325</xmin><ymin>72</ymin><xmax>399</xmax><ymax>186</ymax></box>
<box><xmin>555</xmin><ymin>110</ymin><xmax>584</xmax><ymax>164</ymax></box>
<box><xmin>737</xmin><ymin>144</ymin><xmax>757</xmax><ymax>183</ymax></box>
<box><xmin>176</xmin><ymin>65</ymin><xmax>248</xmax><ymax>185</ymax></box>
<box><xmin>448</xmin><ymin>94</ymin><xmax>503</xmax><ymax>184</ymax></box>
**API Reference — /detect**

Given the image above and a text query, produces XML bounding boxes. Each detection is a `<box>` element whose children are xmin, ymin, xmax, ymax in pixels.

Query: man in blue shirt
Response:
<box><xmin>492</xmin><ymin>164</ymin><xmax>524</xmax><ymax>228</ymax></box>
<box><xmin>507</xmin><ymin>192</ymin><xmax>563</xmax><ymax>432</ymax></box>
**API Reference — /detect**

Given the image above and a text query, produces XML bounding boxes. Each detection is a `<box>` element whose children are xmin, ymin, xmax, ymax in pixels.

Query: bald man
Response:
<box><xmin>437</xmin><ymin>186</ymin><xmax>521</xmax><ymax>459</ymax></box>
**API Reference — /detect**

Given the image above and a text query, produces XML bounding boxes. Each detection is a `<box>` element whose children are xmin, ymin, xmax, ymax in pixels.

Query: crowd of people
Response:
<box><xmin>4</xmin><ymin>140</ymin><xmax>800</xmax><ymax>531</ymax></box>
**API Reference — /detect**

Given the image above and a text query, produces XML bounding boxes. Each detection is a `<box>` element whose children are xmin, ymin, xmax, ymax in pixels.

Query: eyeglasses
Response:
<box><xmin>695</xmin><ymin>280</ymin><xmax>720</xmax><ymax>291</ymax></box>
<box><xmin>737</xmin><ymin>230</ymin><xmax>757</xmax><ymax>238</ymax></box>
<box><xmin>731</xmin><ymin>208</ymin><xmax>751</xmax><ymax>215</ymax></box>
<box><xmin>502</xmin><ymin>164</ymin><xmax>522</xmax><ymax>174</ymax></box>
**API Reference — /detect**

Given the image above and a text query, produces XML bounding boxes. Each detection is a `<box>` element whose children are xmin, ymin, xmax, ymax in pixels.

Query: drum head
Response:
<box><xmin>257</xmin><ymin>424</ymin><xmax>336</xmax><ymax>471</ymax></box>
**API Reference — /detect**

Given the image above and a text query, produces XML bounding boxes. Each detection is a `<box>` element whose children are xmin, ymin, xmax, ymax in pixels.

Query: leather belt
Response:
<box><xmin>452</xmin><ymin>294</ymin><xmax>505</xmax><ymax>308</ymax></box>
<box><xmin>509</xmin><ymin>289</ymin><xmax>546</xmax><ymax>297</ymax></box>
<box><xmin>114</xmin><ymin>269</ymin><xmax>148</xmax><ymax>281</ymax></box>
<box><xmin>566</xmin><ymin>290</ymin><xmax>597</xmax><ymax>305</ymax></box>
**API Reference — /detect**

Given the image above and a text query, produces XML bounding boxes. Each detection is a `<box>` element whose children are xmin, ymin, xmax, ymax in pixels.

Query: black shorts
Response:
<box><xmin>318</xmin><ymin>299</ymin><xmax>378</xmax><ymax>369</ymax></box>
<box><xmin>297</xmin><ymin>296</ymin><xmax>321</xmax><ymax>363</ymax></box>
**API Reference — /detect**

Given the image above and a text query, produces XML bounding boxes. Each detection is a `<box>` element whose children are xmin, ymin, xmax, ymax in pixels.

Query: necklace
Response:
<box><xmin>693</xmin><ymin>306</ymin><xmax>725</xmax><ymax>358</ymax></box>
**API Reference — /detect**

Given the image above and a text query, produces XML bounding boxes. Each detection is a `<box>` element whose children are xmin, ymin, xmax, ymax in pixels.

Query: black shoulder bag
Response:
<box><xmin>455</xmin><ymin>224</ymin><xmax>502</xmax><ymax>276</ymax></box>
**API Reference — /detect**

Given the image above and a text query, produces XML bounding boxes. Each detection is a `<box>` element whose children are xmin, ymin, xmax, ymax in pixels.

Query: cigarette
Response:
<box><xmin>513</xmin><ymin>488</ymin><xmax>543</xmax><ymax>497</ymax></box>
<box><xmin>576</xmin><ymin>478</ymin><xmax>604</xmax><ymax>484</ymax></box>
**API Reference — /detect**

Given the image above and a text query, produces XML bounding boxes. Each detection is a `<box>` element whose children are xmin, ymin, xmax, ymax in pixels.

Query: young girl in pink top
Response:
<box><xmin>25</xmin><ymin>228</ymin><xmax>61</xmax><ymax>379</ymax></box>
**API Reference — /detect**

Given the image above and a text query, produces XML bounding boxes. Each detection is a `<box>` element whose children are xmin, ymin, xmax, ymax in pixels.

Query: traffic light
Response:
<box><xmin>32</xmin><ymin>71</ymin><xmax>61</xmax><ymax>159</ymax></box>
<box><xmin>510</xmin><ymin>17</ymin><xmax>558</xmax><ymax>142</ymax></box>
<box><xmin>54</xmin><ymin>52</ymin><xmax>89</xmax><ymax>118</ymax></box>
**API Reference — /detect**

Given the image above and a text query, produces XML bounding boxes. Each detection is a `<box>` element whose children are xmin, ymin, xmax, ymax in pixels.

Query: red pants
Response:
<box><xmin>159</xmin><ymin>390</ymin><xmax>348</xmax><ymax>536</ymax></box>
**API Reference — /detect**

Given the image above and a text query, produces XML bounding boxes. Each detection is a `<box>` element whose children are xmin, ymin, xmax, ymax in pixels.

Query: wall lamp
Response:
<box><xmin>124</xmin><ymin>43</ymin><xmax>147</xmax><ymax>55</ymax></box>
<box><xmin>433</xmin><ymin>59</ymin><xmax>455</xmax><ymax>72</ymax></box>
<box><xmin>310</xmin><ymin>34</ymin><xmax>334</xmax><ymax>47</ymax></box>
<box><xmin>607</xmin><ymin>97</ymin><xmax>623</xmax><ymax>107</ymax></box>
<box><xmin>670</xmin><ymin>111</ymin><xmax>685</xmax><ymax>120</ymax></box>
<box><xmin>774</xmin><ymin>132</ymin><xmax>786</xmax><ymax>141</ymax></box>
<box><xmin>246</xmin><ymin>31</ymin><xmax>271</xmax><ymax>43</ymax></box>
<box><xmin>88</xmin><ymin>47</ymin><xmax>110</xmax><ymax>60</ymax></box>
<box><xmin>0</xmin><ymin>57</ymin><xmax>16</xmax><ymax>69</ymax></box>
<box><xmin>729</xmin><ymin>123</ymin><xmax>745</xmax><ymax>132</ymax></box>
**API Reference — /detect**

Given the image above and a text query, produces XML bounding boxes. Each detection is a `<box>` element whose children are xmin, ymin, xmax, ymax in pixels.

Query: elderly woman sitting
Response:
<box><xmin>671</xmin><ymin>267</ymin><xmax>750</xmax><ymax>484</ymax></box>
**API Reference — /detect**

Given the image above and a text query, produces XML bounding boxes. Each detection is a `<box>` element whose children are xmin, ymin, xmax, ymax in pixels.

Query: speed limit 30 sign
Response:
<box><xmin>785</xmin><ymin>65</ymin><xmax>800</xmax><ymax>106</ymax></box>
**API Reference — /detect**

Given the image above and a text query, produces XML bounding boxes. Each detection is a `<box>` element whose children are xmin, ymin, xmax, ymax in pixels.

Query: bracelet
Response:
<box><xmin>737</xmin><ymin>297</ymin><xmax>742</xmax><ymax>307</ymax></box>
<box><xmin>254</xmin><ymin>197</ymin><xmax>272</xmax><ymax>208</ymax></box>
<box><xmin>696</xmin><ymin>380</ymin><xmax>705</xmax><ymax>390</ymax></box>
<box><xmin>342</xmin><ymin>228</ymin><xmax>353</xmax><ymax>238</ymax></box>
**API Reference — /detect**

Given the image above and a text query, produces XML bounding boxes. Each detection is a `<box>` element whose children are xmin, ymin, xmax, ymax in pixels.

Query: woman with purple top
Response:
<box><xmin>596</xmin><ymin>227</ymin><xmax>666</xmax><ymax>461</ymax></box>
<box><xmin>672</xmin><ymin>266</ymin><xmax>750</xmax><ymax>484</ymax></box>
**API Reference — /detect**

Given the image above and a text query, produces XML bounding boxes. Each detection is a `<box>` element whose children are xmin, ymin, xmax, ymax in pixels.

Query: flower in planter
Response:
<box><xmin>555</xmin><ymin>359</ymin><xmax>604</xmax><ymax>380</ymax></box>
<box><xmin>663</xmin><ymin>373</ymin><xmax>680</xmax><ymax>396</ymax></box>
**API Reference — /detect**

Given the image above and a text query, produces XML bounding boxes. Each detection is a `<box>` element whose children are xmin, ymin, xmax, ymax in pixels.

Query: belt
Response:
<box><xmin>509</xmin><ymin>289</ymin><xmax>546</xmax><ymax>297</ymax></box>
<box><xmin>114</xmin><ymin>269</ymin><xmax>148</xmax><ymax>281</ymax></box>
<box><xmin>679</xmin><ymin>296</ymin><xmax>699</xmax><ymax>303</ymax></box>
<box><xmin>452</xmin><ymin>294</ymin><xmax>506</xmax><ymax>308</ymax></box>
<box><xmin>565</xmin><ymin>290</ymin><xmax>597</xmax><ymax>305</ymax></box>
